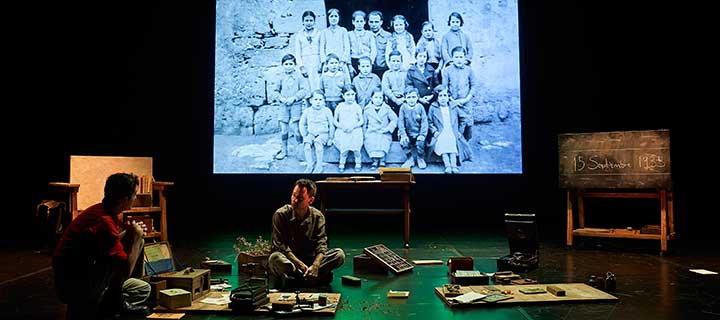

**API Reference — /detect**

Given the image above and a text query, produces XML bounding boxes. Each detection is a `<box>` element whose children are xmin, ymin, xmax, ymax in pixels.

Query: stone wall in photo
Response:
<box><xmin>215</xmin><ymin>0</ymin><xmax>326</xmax><ymax>135</ymax></box>
<box><xmin>429</xmin><ymin>0</ymin><xmax>520</xmax><ymax>123</ymax></box>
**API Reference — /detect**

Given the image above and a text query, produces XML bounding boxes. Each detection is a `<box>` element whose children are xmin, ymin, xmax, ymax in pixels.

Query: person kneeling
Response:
<box><xmin>53</xmin><ymin>173</ymin><xmax>150</xmax><ymax>319</ymax></box>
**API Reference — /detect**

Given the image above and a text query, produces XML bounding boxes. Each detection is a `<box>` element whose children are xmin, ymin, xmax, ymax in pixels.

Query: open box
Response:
<box><xmin>144</xmin><ymin>242</ymin><xmax>211</xmax><ymax>301</ymax></box>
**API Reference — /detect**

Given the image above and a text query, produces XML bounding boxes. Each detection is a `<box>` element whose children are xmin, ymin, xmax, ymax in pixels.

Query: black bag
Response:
<box><xmin>497</xmin><ymin>213</ymin><xmax>539</xmax><ymax>273</ymax></box>
<box><xmin>36</xmin><ymin>200</ymin><xmax>70</xmax><ymax>253</ymax></box>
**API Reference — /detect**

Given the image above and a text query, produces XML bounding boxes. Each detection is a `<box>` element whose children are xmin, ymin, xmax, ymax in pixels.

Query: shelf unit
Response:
<box><xmin>49</xmin><ymin>181</ymin><xmax>173</xmax><ymax>241</ymax></box>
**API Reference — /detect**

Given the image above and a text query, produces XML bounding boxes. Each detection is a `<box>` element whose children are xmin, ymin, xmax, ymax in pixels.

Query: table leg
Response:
<box><xmin>566</xmin><ymin>190</ymin><xmax>574</xmax><ymax>247</ymax></box>
<box><xmin>404</xmin><ymin>186</ymin><xmax>410</xmax><ymax>248</ymax></box>
<box><xmin>577</xmin><ymin>193</ymin><xmax>585</xmax><ymax>229</ymax></box>
<box><xmin>667</xmin><ymin>191</ymin><xmax>674</xmax><ymax>236</ymax></box>
<box><xmin>660</xmin><ymin>190</ymin><xmax>667</xmax><ymax>254</ymax></box>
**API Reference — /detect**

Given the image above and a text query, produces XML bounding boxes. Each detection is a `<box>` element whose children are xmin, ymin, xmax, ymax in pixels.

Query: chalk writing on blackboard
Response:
<box><xmin>558</xmin><ymin>130</ymin><xmax>671</xmax><ymax>189</ymax></box>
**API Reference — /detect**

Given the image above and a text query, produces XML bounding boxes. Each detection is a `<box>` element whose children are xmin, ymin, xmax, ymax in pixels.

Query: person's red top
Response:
<box><xmin>53</xmin><ymin>203</ymin><xmax>128</xmax><ymax>262</ymax></box>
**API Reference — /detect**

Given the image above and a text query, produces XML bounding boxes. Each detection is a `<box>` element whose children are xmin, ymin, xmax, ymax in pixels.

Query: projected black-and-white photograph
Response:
<box><xmin>214</xmin><ymin>0</ymin><xmax>521</xmax><ymax>174</ymax></box>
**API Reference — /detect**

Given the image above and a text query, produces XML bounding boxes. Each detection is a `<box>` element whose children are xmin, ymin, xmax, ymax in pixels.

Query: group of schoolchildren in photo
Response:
<box><xmin>271</xmin><ymin>8</ymin><xmax>477</xmax><ymax>174</ymax></box>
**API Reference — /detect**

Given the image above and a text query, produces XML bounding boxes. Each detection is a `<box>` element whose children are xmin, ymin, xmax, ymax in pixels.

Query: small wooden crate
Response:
<box><xmin>148</xmin><ymin>279</ymin><xmax>167</xmax><ymax>300</ymax></box>
<box><xmin>158</xmin><ymin>288</ymin><xmax>191</xmax><ymax>309</ymax></box>
<box><xmin>236</xmin><ymin>253</ymin><xmax>268</xmax><ymax>277</ymax></box>
<box><xmin>156</xmin><ymin>268</ymin><xmax>211</xmax><ymax>301</ymax></box>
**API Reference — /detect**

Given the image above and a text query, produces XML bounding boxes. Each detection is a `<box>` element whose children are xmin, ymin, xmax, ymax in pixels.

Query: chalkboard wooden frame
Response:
<box><xmin>558</xmin><ymin>130</ymin><xmax>671</xmax><ymax>189</ymax></box>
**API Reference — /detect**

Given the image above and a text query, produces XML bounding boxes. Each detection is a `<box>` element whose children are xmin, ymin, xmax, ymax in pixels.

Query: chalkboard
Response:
<box><xmin>558</xmin><ymin>130</ymin><xmax>671</xmax><ymax>189</ymax></box>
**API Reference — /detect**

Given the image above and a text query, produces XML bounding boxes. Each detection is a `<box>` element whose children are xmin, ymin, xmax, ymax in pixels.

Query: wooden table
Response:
<box><xmin>566</xmin><ymin>189</ymin><xmax>675</xmax><ymax>254</ymax></box>
<box><xmin>316</xmin><ymin>180</ymin><xmax>415</xmax><ymax>248</ymax></box>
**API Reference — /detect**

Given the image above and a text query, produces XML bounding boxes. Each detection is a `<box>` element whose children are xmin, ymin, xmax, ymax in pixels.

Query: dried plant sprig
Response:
<box><xmin>234</xmin><ymin>235</ymin><xmax>271</xmax><ymax>256</ymax></box>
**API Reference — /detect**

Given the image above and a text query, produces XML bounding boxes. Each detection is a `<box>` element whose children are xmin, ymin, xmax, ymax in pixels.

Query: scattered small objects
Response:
<box><xmin>412</xmin><ymin>259</ymin><xmax>444</xmax><ymax>265</ymax></box>
<box><xmin>450</xmin><ymin>291</ymin><xmax>487</xmax><ymax>304</ymax></box>
<box><xmin>482</xmin><ymin>293</ymin><xmax>513</xmax><ymax>303</ymax></box>
<box><xmin>341</xmin><ymin>275</ymin><xmax>362</xmax><ymax>286</ymax></box>
<box><xmin>547</xmin><ymin>285</ymin><xmax>566</xmax><ymax>296</ymax></box>
<box><xmin>494</xmin><ymin>270</ymin><xmax>522</xmax><ymax>284</ymax></box>
<box><xmin>201</xmin><ymin>257</ymin><xmax>232</xmax><ymax>272</ymax></box>
<box><xmin>147</xmin><ymin>313</ymin><xmax>185</xmax><ymax>319</ymax></box>
<box><xmin>442</xmin><ymin>284</ymin><xmax>463</xmax><ymax>297</ymax></box>
<box><xmin>605</xmin><ymin>272</ymin><xmax>617</xmax><ymax>291</ymax></box>
<box><xmin>519</xmin><ymin>287</ymin><xmax>546</xmax><ymax>294</ymax></box>
<box><xmin>364</xmin><ymin>244</ymin><xmax>414</xmax><ymax>274</ymax></box>
<box><xmin>451</xmin><ymin>270</ymin><xmax>490</xmax><ymax>285</ymax></box>
<box><xmin>510</xmin><ymin>278</ymin><xmax>538</xmax><ymax>285</ymax></box>
<box><xmin>690</xmin><ymin>269</ymin><xmax>718</xmax><ymax>275</ymax></box>
<box><xmin>447</xmin><ymin>256</ymin><xmax>474</xmax><ymax>274</ymax></box>
<box><xmin>387</xmin><ymin>290</ymin><xmax>410</xmax><ymax>298</ymax></box>
<box><xmin>271</xmin><ymin>301</ymin><xmax>294</xmax><ymax>312</ymax></box>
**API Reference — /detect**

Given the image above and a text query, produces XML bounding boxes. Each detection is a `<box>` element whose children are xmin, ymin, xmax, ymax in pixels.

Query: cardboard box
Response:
<box><xmin>159</xmin><ymin>288</ymin><xmax>191</xmax><ymax>309</ymax></box>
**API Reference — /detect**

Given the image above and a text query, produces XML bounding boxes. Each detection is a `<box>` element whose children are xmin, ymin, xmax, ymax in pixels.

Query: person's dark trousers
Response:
<box><xmin>54</xmin><ymin>235</ymin><xmax>146</xmax><ymax>319</ymax></box>
<box><xmin>53</xmin><ymin>257</ymin><xmax>114</xmax><ymax>319</ymax></box>
<box><xmin>99</xmin><ymin>241</ymin><xmax>146</xmax><ymax>315</ymax></box>
<box><xmin>385</xmin><ymin>99</ymin><xmax>402</xmax><ymax>141</ymax></box>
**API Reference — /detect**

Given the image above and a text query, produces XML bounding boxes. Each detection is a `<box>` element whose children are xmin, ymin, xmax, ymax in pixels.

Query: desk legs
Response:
<box><xmin>317</xmin><ymin>183</ymin><xmax>412</xmax><ymax>248</ymax></box>
<box><xmin>69</xmin><ymin>191</ymin><xmax>78</xmax><ymax>220</ymax></box>
<box><xmin>660</xmin><ymin>190</ymin><xmax>667</xmax><ymax>254</ymax></box>
<box><xmin>668</xmin><ymin>191</ymin><xmax>674</xmax><ymax>236</ymax></box>
<box><xmin>577</xmin><ymin>195</ymin><xmax>585</xmax><ymax>229</ymax></box>
<box><xmin>403</xmin><ymin>186</ymin><xmax>411</xmax><ymax>248</ymax></box>
<box><xmin>320</xmin><ymin>192</ymin><xmax>326</xmax><ymax>214</ymax></box>
<box><xmin>159</xmin><ymin>189</ymin><xmax>168</xmax><ymax>242</ymax></box>
<box><xmin>566</xmin><ymin>190</ymin><xmax>574</xmax><ymax>247</ymax></box>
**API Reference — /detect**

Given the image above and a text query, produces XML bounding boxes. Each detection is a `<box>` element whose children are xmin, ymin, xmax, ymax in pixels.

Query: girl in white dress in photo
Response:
<box><xmin>428</xmin><ymin>85</ymin><xmax>461</xmax><ymax>173</ymax></box>
<box><xmin>333</xmin><ymin>85</ymin><xmax>364</xmax><ymax>172</ymax></box>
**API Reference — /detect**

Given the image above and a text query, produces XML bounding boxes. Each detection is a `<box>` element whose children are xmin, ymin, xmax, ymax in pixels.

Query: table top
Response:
<box><xmin>316</xmin><ymin>179</ymin><xmax>415</xmax><ymax>185</ymax></box>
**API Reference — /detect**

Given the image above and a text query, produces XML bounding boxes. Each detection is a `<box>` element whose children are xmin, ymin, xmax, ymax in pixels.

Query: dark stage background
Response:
<box><xmin>11</xmin><ymin>2</ymin><xmax>705</xmax><ymax>248</ymax></box>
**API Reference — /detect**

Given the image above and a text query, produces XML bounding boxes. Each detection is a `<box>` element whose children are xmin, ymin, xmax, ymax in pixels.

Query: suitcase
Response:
<box><xmin>497</xmin><ymin>213</ymin><xmax>539</xmax><ymax>273</ymax></box>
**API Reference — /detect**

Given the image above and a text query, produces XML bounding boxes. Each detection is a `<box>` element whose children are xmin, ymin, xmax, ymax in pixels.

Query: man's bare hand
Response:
<box><xmin>126</xmin><ymin>220</ymin><xmax>145</xmax><ymax>236</ymax></box>
<box><xmin>303</xmin><ymin>263</ymin><xmax>319</xmax><ymax>278</ymax></box>
<box><xmin>295</xmin><ymin>261</ymin><xmax>309</xmax><ymax>275</ymax></box>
